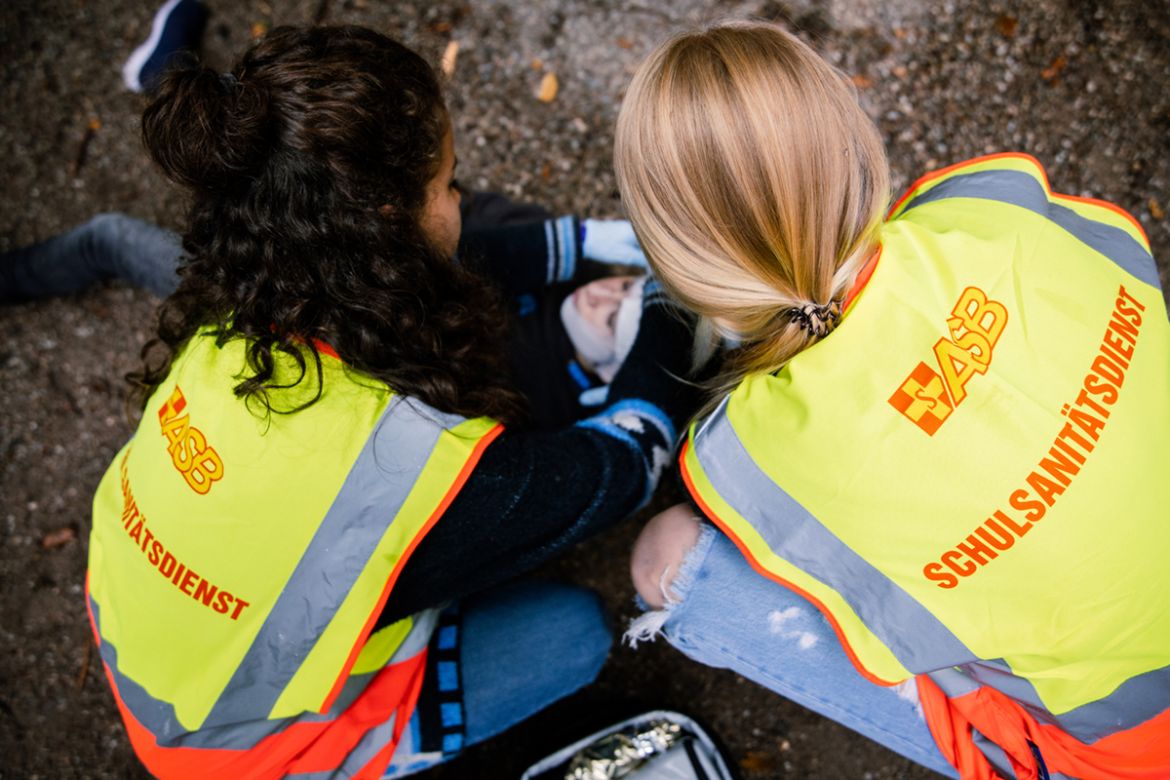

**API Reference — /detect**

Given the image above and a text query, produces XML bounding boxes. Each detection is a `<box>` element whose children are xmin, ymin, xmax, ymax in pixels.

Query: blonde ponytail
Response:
<box><xmin>614</xmin><ymin>21</ymin><xmax>889</xmax><ymax>408</ymax></box>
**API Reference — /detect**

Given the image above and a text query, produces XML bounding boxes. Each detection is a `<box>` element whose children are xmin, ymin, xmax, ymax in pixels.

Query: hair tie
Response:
<box><xmin>786</xmin><ymin>299</ymin><xmax>842</xmax><ymax>338</ymax></box>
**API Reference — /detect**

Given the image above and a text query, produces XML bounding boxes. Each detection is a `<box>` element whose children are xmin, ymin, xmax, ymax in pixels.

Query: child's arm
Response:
<box><xmin>379</xmin><ymin>282</ymin><xmax>697</xmax><ymax>622</ymax></box>
<box><xmin>459</xmin><ymin>217</ymin><xmax>647</xmax><ymax>298</ymax></box>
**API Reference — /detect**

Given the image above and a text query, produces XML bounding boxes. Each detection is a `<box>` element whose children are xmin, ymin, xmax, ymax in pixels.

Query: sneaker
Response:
<box><xmin>121</xmin><ymin>0</ymin><xmax>209</xmax><ymax>94</ymax></box>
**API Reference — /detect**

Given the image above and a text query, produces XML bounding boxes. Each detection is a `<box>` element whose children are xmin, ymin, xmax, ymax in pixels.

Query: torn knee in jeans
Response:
<box><xmin>625</xmin><ymin>505</ymin><xmax>710</xmax><ymax>647</ymax></box>
<box><xmin>630</xmin><ymin>503</ymin><xmax>702</xmax><ymax>609</ymax></box>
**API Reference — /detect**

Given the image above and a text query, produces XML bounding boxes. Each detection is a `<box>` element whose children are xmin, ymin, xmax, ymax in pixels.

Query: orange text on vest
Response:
<box><xmin>923</xmin><ymin>285</ymin><xmax>1146</xmax><ymax>588</ymax></box>
<box><xmin>158</xmin><ymin>386</ymin><xmax>224</xmax><ymax>495</ymax></box>
<box><xmin>888</xmin><ymin>286</ymin><xmax>1008</xmax><ymax>435</ymax></box>
<box><xmin>118</xmin><ymin>452</ymin><xmax>251</xmax><ymax>619</ymax></box>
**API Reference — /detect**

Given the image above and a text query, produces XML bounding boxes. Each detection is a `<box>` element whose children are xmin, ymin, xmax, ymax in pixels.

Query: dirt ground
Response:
<box><xmin>1</xmin><ymin>1</ymin><xmax>1167</xmax><ymax>778</ymax></box>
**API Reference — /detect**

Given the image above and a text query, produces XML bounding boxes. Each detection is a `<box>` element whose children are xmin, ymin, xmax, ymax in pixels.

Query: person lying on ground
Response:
<box><xmin>1</xmin><ymin>208</ymin><xmax>652</xmax><ymax>428</ymax></box>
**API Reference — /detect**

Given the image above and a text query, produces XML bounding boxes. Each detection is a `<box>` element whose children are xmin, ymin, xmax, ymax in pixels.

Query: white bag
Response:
<box><xmin>520</xmin><ymin>709</ymin><xmax>734</xmax><ymax>780</ymax></box>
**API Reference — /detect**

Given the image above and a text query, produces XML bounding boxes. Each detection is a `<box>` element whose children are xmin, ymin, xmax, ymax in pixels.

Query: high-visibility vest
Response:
<box><xmin>86</xmin><ymin>332</ymin><xmax>502</xmax><ymax>779</ymax></box>
<box><xmin>681</xmin><ymin>154</ymin><xmax>1170</xmax><ymax>779</ymax></box>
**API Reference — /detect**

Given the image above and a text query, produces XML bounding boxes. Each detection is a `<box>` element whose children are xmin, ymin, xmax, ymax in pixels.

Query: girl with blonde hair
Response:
<box><xmin>618</xmin><ymin>21</ymin><xmax>1170</xmax><ymax>780</ymax></box>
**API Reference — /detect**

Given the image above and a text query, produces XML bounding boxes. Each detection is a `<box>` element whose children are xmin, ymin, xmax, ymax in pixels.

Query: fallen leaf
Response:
<box><xmin>739</xmin><ymin>750</ymin><xmax>780</xmax><ymax>773</ymax></box>
<box><xmin>1041</xmin><ymin>54</ymin><xmax>1068</xmax><ymax>82</ymax></box>
<box><xmin>41</xmin><ymin>526</ymin><xmax>77</xmax><ymax>549</ymax></box>
<box><xmin>540</xmin><ymin>163</ymin><xmax>552</xmax><ymax>181</ymax></box>
<box><xmin>616</xmin><ymin>36</ymin><xmax>634</xmax><ymax>49</ymax></box>
<box><xmin>537</xmin><ymin>72</ymin><xmax>558</xmax><ymax>102</ymax></box>
<box><xmin>893</xmin><ymin>27</ymin><xmax>908</xmax><ymax>39</ymax></box>
<box><xmin>893</xmin><ymin>64</ymin><xmax>909</xmax><ymax>79</ymax></box>
<box><xmin>1150</xmin><ymin>198</ymin><xmax>1165</xmax><ymax>220</ymax></box>
<box><xmin>76</xmin><ymin>642</ymin><xmax>92</xmax><ymax>690</ymax></box>
<box><xmin>250</xmin><ymin>21</ymin><xmax>268</xmax><ymax>39</ymax></box>
<box><xmin>530</xmin><ymin>57</ymin><xmax>543</xmax><ymax>71</ymax></box>
<box><xmin>70</xmin><ymin>117</ymin><xmax>101</xmax><ymax>177</ymax></box>
<box><xmin>995</xmin><ymin>15</ymin><xmax>1019</xmax><ymax>38</ymax></box>
<box><xmin>850</xmin><ymin>73</ymin><xmax>873</xmax><ymax>89</ymax></box>
<box><xmin>429</xmin><ymin>20</ymin><xmax>453</xmax><ymax>34</ymax></box>
<box><xmin>440</xmin><ymin>40</ymin><xmax>459</xmax><ymax>77</ymax></box>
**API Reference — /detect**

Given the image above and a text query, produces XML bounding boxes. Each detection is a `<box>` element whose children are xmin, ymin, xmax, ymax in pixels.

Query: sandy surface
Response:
<box><xmin>1</xmin><ymin>1</ymin><xmax>1167</xmax><ymax>778</ymax></box>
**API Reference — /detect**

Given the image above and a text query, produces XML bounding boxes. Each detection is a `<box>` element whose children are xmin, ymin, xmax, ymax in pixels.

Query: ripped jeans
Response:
<box><xmin>630</xmin><ymin>522</ymin><xmax>960</xmax><ymax>779</ymax></box>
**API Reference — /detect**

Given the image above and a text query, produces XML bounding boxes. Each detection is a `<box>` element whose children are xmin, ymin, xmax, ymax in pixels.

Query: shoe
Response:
<box><xmin>121</xmin><ymin>0</ymin><xmax>209</xmax><ymax>94</ymax></box>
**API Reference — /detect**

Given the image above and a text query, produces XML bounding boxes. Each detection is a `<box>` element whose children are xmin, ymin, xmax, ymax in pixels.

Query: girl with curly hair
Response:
<box><xmin>5</xmin><ymin>25</ymin><xmax>696</xmax><ymax>778</ymax></box>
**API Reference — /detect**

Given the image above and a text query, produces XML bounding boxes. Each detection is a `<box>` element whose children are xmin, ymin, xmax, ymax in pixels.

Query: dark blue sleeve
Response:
<box><xmin>458</xmin><ymin>216</ymin><xmax>580</xmax><ymax>297</ymax></box>
<box><xmin>380</xmin><ymin>278</ymin><xmax>701</xmax><ymax>624</ymax></box>
<box><xmin>379</xmin><ymin>424</ymin><xmax>652</xmax><ymax>623</ymax></box>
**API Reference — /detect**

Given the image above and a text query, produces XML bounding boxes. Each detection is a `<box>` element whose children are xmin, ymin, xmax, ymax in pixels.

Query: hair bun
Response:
<box><xmin>142</xmin><ymin>61</ymin><xmax>272</xmax><ymax>191</ymax></box>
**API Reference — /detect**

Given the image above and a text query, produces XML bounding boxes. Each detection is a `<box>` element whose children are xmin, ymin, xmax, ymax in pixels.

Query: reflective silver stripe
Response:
<box><xmin>558</xmin><ymin>216</ymin><xmax>577</xmax><ymax>280</ymax></box>
<box><xmin>90</xmin><ymin>592</ymin><xmax>317</xmax><ymax>748</ymax></box>
<box><xmin>334</xmin><ymin>711</ymin><xmax>399</xmax><ymax>777</ymax></box>
<box><xmin>898</xmin><ymin>169</ymin><xmax>1158</xmax><ymax>288</ymax></box>
<box><xmin>89</xmin><ymin>594</ymin><xmax>219</xmax><ymax>746</ymax></box>
<box><xmin>929</xmin><ymin>661</ymin><xmax>1061</xmax><ymax>728</ymax></box>
<box><xmin>932</xmin><ymin>658</ymin><xmax>1170</xmax><ymax>743</ymax></box>
<box><xmin>388</xmin><ymin>607</ymin><xmax>440</xmax><ymax>666</ymax></box>
<box><xmin>286</xmin><ymin>713</ymin><xmax>399</xmax><ymax>779</ymax></box>
<box><xmin>91</xmin><ymin>591</ymin><xmax>434</xmax><ymax>751</ymax></box>
<box><xmin>970</xmin><ymin>729</ymin><xmax>1019</xmax><ymax>780</ymax></box>
<box><xmin>203</xmin><ymin>396</ymin><xmax>463</xmax><ymax>727</ymax></box>
<box><xmin>1062</xmin><ymin>661</ymin><xmax>1170</xmax><ymax>743</ymax></box>
<box><xmin>693</xmin><ymin>399</ymin><xmax>977</xmax><ymax>673</ymax></box>
<box><xmin>927</xmin><ymin>666</ymin><xmax>982</xmax><ymax>698</ymax></box>
<box><xmin>544</xmin><ymin>220</ymin><xmax>557</xmax><ymax>283</ymax></box>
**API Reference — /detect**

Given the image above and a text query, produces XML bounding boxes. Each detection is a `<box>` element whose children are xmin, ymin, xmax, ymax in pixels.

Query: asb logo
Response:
<box><xmin>158</xmin><ymin>386</ymin><xmax>225</xmax><ymax>494</ymax></box>
<box><xmin>888</xmin><ymin>286</ymin><xmax>1008</xmax><ymax>435</ymax></box>
<box><xmin>889</xmin><ymin>362</ymin><xmax>953</xmax><ymax>435</ymax></box>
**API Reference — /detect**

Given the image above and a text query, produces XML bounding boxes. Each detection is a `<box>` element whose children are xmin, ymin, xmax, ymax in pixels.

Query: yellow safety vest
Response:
<box><xmin>86</xmin><ymin>332</ymin><xmax>502</xmax><ymax>779</ymax></box>
<box><xmin>681</xmin><ymin>154</ymin><xmax>1170</xmax><ymax>779</ymax></box>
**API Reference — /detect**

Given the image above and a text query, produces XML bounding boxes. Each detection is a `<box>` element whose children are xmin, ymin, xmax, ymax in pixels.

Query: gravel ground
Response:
<box><xmin>1</xmin><ymin>1</ymin><xmax>1167</xmax><ymax>778</ymax></box>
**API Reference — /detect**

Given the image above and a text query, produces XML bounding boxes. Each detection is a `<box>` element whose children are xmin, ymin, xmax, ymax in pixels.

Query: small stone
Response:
<box><xmin>440</xmin><ymin>40</ymin><xmax>459</xmax><ymax>77</ymax></box>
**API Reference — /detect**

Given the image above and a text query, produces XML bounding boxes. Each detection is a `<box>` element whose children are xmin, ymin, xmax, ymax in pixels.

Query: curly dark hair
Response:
<box><xmin>130</xmin><ymin>25</ymin><xmax>525</xmax><ymax>424</ymax></box>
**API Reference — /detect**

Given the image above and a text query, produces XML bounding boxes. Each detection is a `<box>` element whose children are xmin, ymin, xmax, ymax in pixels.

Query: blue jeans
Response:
<box><xmin>0</xmin><ymin>213</ymin><xmax>181</xmax><ymax>302</ymax></box>
<box><xmin>634</xmin><ymin>523</ymin><xmax>959</xmax><ymax>779</ymax></box>
<box><xmin>386</xmin><ymin>580</ymin><xmax>612</xmax><ymax>776</ymax></box>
